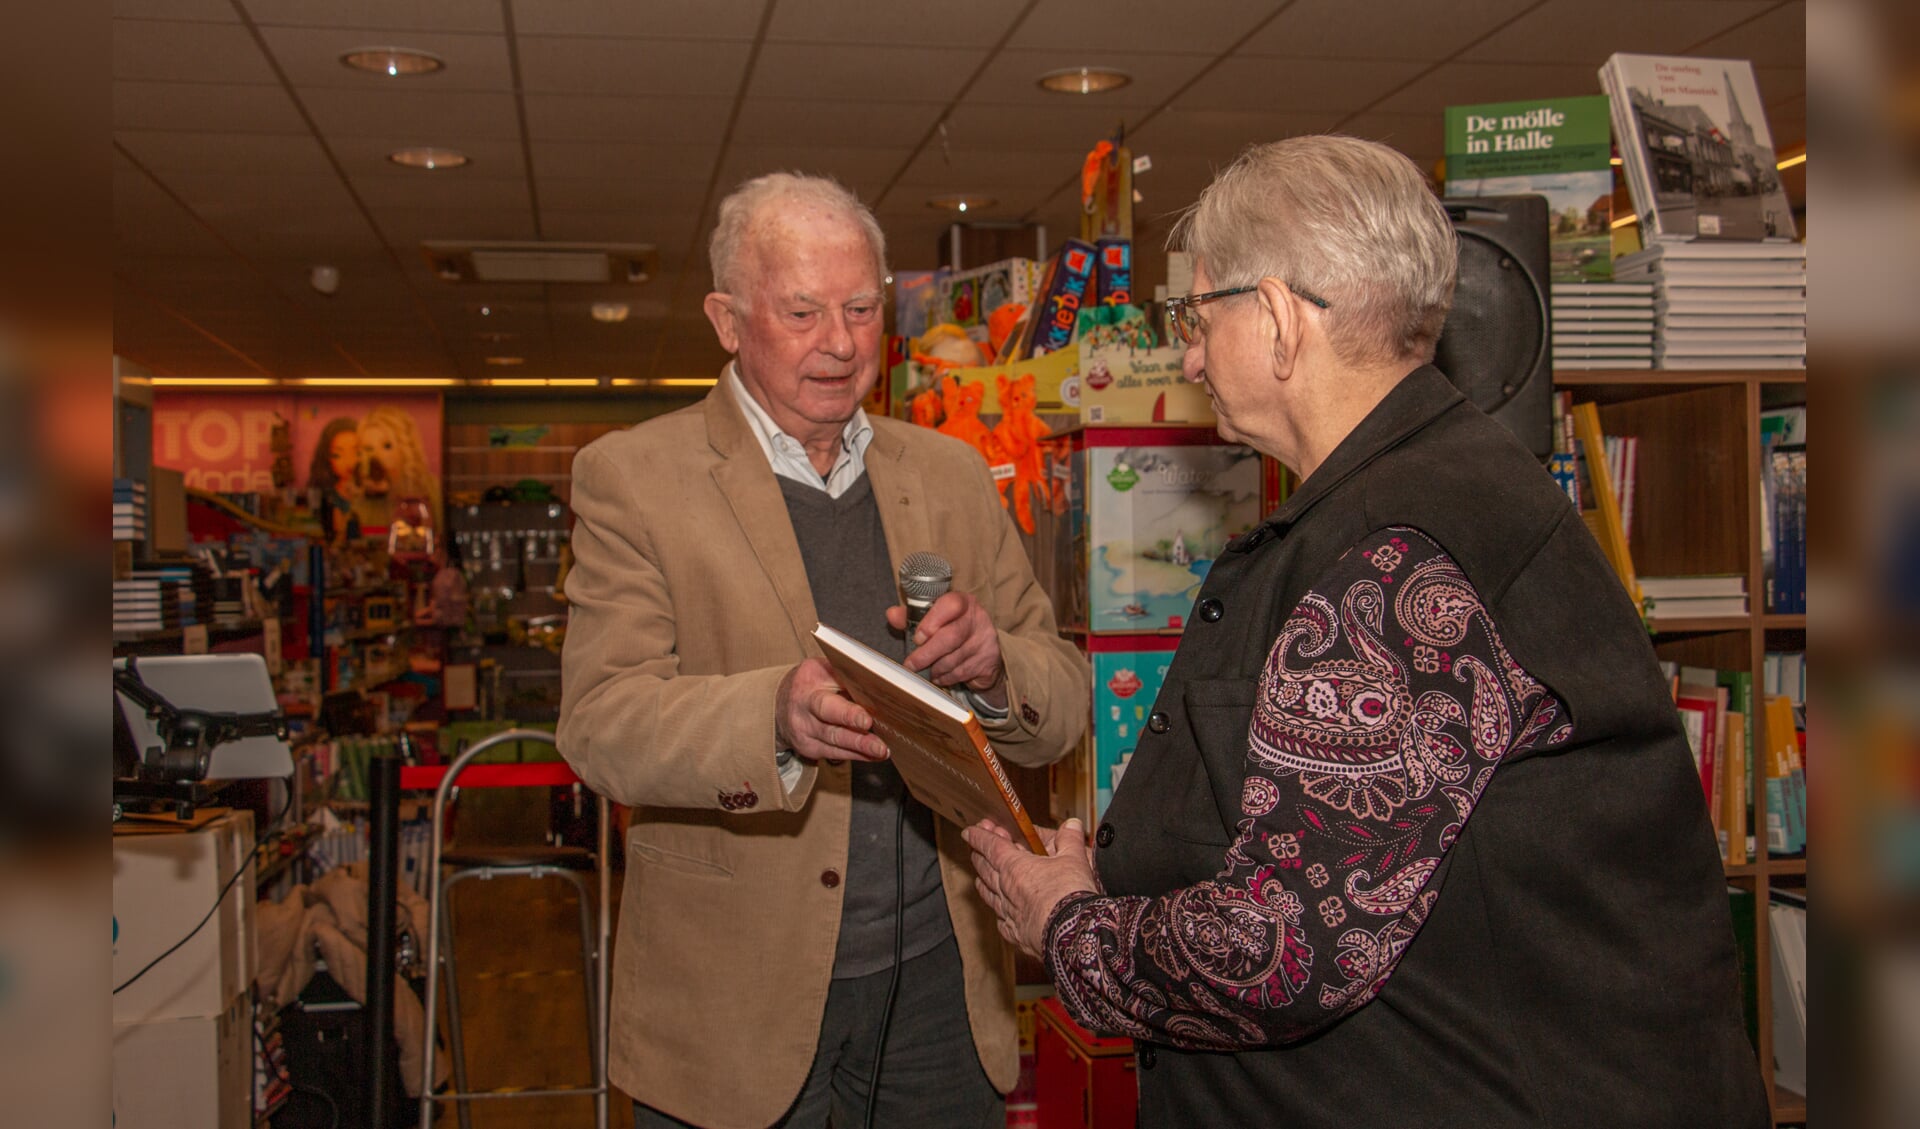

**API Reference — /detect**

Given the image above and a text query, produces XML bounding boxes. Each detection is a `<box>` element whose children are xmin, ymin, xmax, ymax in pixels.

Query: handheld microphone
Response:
<box><xmin>898</xmin><ymin>552</ymin><xmax>953</xmax><ymax>642</ymax></box>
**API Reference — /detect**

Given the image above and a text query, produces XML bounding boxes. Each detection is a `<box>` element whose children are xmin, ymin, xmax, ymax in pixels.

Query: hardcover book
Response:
<box><xmin>1600</xmin><ymin>53</ymin><xmax>1798</xmax><ymax>241</ymax></box>
<box><xmin>813</xmin><ymin>623</ymin><xmax>1044</xmax><ymax>852</ymax></box>
<box><xmin>1445</xmin><ymin>94</ymin><xmax>1615</xmax><ymax>282</ymax></box>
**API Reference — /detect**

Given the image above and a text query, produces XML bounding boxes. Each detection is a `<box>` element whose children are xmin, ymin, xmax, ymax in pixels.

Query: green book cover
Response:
<box><xmin>1444</xmin><ymin>95</ymin><xmax>1616</xmax><ymax>283</ymax></box>
<box><xmin>1717</xmin><ymin>669</ymin><xmax>1756</xmax><ymax>858</ymax></box>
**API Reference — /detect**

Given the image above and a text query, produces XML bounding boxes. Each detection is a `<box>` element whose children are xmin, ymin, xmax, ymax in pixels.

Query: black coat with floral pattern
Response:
<box><xmin>1070</xmin><ymin>367</ymin><xmax>1767</xmax><ymax>1128</ymax></box>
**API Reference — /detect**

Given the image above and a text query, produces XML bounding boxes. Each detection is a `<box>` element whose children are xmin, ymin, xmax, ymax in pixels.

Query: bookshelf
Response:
<box><xmin>1555</xmin><ymin>367</ymin><xmax>1807</xmax><ymax>1124</ymax></box>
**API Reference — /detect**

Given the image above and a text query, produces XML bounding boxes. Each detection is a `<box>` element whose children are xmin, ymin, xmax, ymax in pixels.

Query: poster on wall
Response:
<box><xmin>151</xmin><ymin>393</ymin><xmax>443</xmax><ymax>536</ymax></box>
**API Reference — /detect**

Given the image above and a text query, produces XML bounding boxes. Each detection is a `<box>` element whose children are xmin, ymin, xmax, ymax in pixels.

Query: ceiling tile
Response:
<box><xmin>516</xmin><ymin>35</ymin><xmax>752</xmax><ymax>98</ymax></box>
<box><xmin>1240</xmin><ymin>0</ymin><xmax>1539</xmax><ymax>61</ymax></box>
<box><xmin>522</xmin><ymin>94</ymin><xmax>734</xmax><ymax>146</ymax></box>
<box><xmin>766</xmin><ymin>0</ymin><xmax>1031</xmax><ymax>47</ymax></box>
<box><xmin>720</xmin><ymin>145</ymin><xmax>915</xmax><ymax>189</ymax></box>
<box><xmin>1174</xmin><ymin>57</ymin><xmax>1428</xmax><ymax>114</ymax></box>
<box><xmin>116</xmin><ymin>129</ymin><xmax>336</xmax><ymax>179</ymax></box>
<box><xmin>1690</xmin><ymin>2</ymin><xmax>1806</xmax><ymax>69</ymax></box>
<box><xmin>354</xmin><ymin>174</ymin><xmax>531</xmax><ymax>211</ymax></box>
<box><xmin>530</xmin><ymin>140</ymin><xmax>722</xmax><ymax>181</ymax></box>
<box><xmin>510</xmin><ymin>0</ymin><xmax>764</xmax><ymax>39</ymax></box>
<box><xmin>534</xmin><ymin>177</ymin><xmax>711</xmax><ymax>214</ymax></box>
<box><xmin>1329</xmin><ymin>111</ymin><xmax>1446</xmax><ymax>163</ymax></box>
<box><xmin>301</xmin><ymin>86</ymin><xmax>524</xmax><ymax>140</ymax></box>
<box><xmin>732</xmin><ymin>98</ymin><xmax>944</xmax><ymax>148</ymax></box>
<box><xmin>1369</xmin><ymin>61</ymin><xmax>1616</xmax><ymax>115</ymax></box>
<box><xmin>258</xmin><ymin>26</ymin><xmax>514</xmax><ymax>91</ymax></box>
<box><xmin>1011</xmin><ymin>0</ymin><xmax>1272</xmax><ymax>53</ymax></box>
<box><xmin>114</xmin><ymin>0</ymin><xmax>238</xmax><ymax>21</ymax></box>
<box><xmin>961</xmin><ymin>49</ymin><xmax>1215</xmax><ymax>110</ymax></box>
<box><xmin>114</xmin><ymin>18</ymin><xmax>281</xmax><ymax>83</ymax></box>
<box><xmin>1754</xmin><ymin>65</ymin><xmax>1806</xmax><ymax>110</ymax></box>
<box><xmin>1460</xmin><ymin>1</ymin><xmax>1776</xmax><ymax>64</ymax></box>
<box><xmin>114</xmin><ymin>80</ymin><xmax>309</xmax><ymax>133</ymax></box>
<box><xmin>535</xmin><ymin>209</ymin><xmax>705</xmax><ymax>250</ymax></box>
<box><xmin>241</xmin><ymin>0</ymin><xmax>503</xmax><ymax>34</ymax></box>
<box><xmin>746</xmin><ymin>43</ymin><xmax>986</xmax><ymax>102</ymax></box>
<box><xmin>372</xmin><ymin>205</ymin><xmax>540</xmax><ymax>244</ymax></box>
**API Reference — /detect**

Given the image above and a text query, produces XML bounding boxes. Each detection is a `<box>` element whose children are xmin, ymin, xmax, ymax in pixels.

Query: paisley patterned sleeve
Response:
<box><xmin>1044</xmin><ymin>527</ymin><xmax>1571</xmax><ymax>1049</ymax></box>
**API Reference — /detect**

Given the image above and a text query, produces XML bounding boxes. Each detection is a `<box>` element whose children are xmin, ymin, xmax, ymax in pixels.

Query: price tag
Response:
<box><xmin>182</xmin><ymin>624</ymin><xmax>209</xmax><ymax>655</ymax></box>
<box><xmin>262</xmin><ymin>618</ymin><xmax>283</xmax><ymax>675</ymax></box>
<box><xmin>1132</xmin><ymin>154</ymin><xmax>1152</xmax><ymax>174</ymax></box>
<box><xmin>989</xmin><ymin>463</ymin><xmax>1017</xmax><ymax>482</ymax></box>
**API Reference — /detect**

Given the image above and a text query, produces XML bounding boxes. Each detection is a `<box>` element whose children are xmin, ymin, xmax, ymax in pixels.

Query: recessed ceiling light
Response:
<box><xmin>389</xmin><ymin>146</ymin><xmax>468</xmax><ymax>171</ymax></box>
<box><xmin>1037</xmin><ymin>67</ymin><xmax>1132</xmax><ymax>95</ymax></box>
<box><xmin>341</xmin><ymin>47</ymin><xmax>445</xmax><ymax>77</ymax></box>
<box><xmin>476</xmin><ymin>304</ymin><xmax>500</xmax><ymax>318</ymax></box>
<box><xmin>485</xmin><ymin>355</ymin><xmax>525</xmax><ymax>366</ymax></box>
<box><xmin>590</xmin><ymin>302</ymin><xmax>630</xmax><ymax>324</ymax></box>
<box><xmin>927</xmin><ymin>194</ymin><xmax>997</xmax><ymax>213</ymax></box>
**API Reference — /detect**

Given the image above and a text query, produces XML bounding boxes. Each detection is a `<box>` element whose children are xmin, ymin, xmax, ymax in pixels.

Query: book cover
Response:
<box><xmin>1600</xmin><ymin>53</ymin><xmax>1798</xmax><ymax>241</ymax></box>
<box><xmin>1444</xmin><ymin>94</ymin><xmax>1615</xmax><ymax>282</ymax></box>
<box><xmin>812</xmin><ymin>623</ymin><xmax>1044</xmax><ymax>852</ymax></box>
<box><xmin>1570</xmin><ymin>402</ymin><xmax>1640</xmax><ymax>606</ymax></box>
<box><xmin>1675</xmin><ymin>690</ymin><xmax>1720</xmax><ymax>801</ymax></box>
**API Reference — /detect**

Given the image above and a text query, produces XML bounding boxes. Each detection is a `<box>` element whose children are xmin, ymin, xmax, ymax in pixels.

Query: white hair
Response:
<box><xmin>708</xmin><ymin>172</ymin><xmax>888</xmax><ymax>307</ymax></box>
<box><xmin>1169</xmin><ymin>135</ymin><xmax>1458</xmax><ymax>364</ymax></box>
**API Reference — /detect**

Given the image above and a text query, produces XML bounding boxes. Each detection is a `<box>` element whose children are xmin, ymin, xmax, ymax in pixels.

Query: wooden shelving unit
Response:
<box><xmin>1556</xmin><ymin>367</ymin><xmax>1806</xmax><ymax>1124</ymax></box>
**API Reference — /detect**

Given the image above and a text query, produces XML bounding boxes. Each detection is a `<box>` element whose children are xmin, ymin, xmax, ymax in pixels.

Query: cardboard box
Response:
<box><xmin>1074</xmin><ymin>431</ymin><xmax>1263</xmax><ymax>632</ymax></box>
<box><xmin>1035</xmin><ymin>997</ymin><xmax>1137</xmax><ymax>1129</ymax></box>
<box><xmin>112</xmin><ymin>809</ymin><xmax>255</xmax><ymax>1024</ymax></box>
<box><xmin>1080</xmin><ymin>344</ymin><xmax>1217</xmax><ymax>425</ymax></box>
<box><xmin>1089</xmin><ymin>638</ymin><xmax>1180</xmax><ymax>819</ymax></box>
<box><xmin>113</xmin><ymin>994</ymin><xmax>253</xmax><ymax>1129</ymax></box>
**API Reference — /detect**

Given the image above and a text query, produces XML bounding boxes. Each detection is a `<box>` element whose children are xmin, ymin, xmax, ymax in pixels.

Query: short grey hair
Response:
<box><xmin>1170</xmin><ymin>135</ymin><xmax>1458</xmax><ymax>365</ymax></box>
<box><xmin>708</xmin><ymin>172</ymin><xmax>888</xmax><ymax>304</ymax></box>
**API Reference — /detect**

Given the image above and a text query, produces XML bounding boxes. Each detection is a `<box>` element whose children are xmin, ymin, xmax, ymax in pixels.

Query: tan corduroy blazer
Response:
<box><xmin>557</xmin><ymin>372</ymin><xmax>1090</xmax><ymax>1129</ymax></box>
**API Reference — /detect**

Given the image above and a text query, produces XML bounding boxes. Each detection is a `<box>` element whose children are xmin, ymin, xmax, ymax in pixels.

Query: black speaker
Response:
<box><xmin>1434</xmin><ymin>195</ymin><xmax>1553</xmax><ymax>457</ymax></box>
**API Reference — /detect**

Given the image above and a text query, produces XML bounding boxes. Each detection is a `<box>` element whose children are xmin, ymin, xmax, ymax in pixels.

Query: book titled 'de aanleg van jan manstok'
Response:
<box><xmin>1601</xmin><ymin>53</ymin><xmax>1798</xmax><ymax>242</ymax></box>
<box><xmin>1444</xmin><ymin>94</ymin><xmax>1616</xmax><ymax>283</ymax></box>
<box><xmin>813</xmin><ymin>622</ymin><xmax>1045</xmax><ymax>853</ymax></box>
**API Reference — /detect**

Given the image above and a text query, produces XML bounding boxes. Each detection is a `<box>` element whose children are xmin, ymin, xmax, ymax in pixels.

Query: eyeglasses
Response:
<box><xmin>1164</xmin><ymin>282</ymin><xmax>1331</xmax><ymax>346</ymax></box>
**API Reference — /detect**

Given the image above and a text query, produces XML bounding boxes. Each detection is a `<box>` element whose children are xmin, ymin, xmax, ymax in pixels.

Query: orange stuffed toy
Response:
<box><xmin>990</xmin><ymin>372</ymin><xmax>1052</xmax><ymax>535</ymax></box>
<box><xmin>935</xmin><ymin>375</ymin><xmax>998</xmax><ymax>462</ymax></box>
<box><xmin>909</xmin><ymin>386</ymin><xmax>943</xmax><ymax>429</ymax></box>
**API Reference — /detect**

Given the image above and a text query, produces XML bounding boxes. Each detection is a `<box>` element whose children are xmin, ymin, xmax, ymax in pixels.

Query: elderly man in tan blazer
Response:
<box><xmin>557</xmin><ymin>172</ymin><xmax>1089</xmax><ymax>1129</ymax></box>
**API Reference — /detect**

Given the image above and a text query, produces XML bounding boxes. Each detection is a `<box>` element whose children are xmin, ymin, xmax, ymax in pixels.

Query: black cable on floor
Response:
<box><xmin>863</xmin><ymin>795</ymin><xmax>907</xmax><ymax>1129</ymax></box>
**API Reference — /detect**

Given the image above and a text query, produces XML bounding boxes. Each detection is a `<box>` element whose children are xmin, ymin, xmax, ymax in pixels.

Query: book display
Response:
<box><xmin>1557</xmin><ymin>362</ymin><xmax>1807</xmax><ymax>1118</ymax></box>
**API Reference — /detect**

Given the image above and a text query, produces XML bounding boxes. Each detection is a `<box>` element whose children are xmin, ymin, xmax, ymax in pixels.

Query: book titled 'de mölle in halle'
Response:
<box><xmin>813</xmin><ymin>622</ymin><xmax>1045</xmax><ymax>852</ymax></box>
<box><xmin>1444</xmin><ymin>94</ymin><xmax>1615</xmax><ymax>283</ymax></box>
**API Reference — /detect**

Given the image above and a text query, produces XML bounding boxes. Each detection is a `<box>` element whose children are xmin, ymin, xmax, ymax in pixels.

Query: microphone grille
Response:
<box><xmin>898</xmin><ymin>552</ymin><xmax>953</xmax><ymax>601</ymax></box>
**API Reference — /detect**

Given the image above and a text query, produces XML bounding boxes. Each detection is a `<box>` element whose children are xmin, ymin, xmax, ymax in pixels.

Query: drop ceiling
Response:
<box><xmin>111</xmin><ymin>0</ymin><xmax>1807</xmax><ymax>385</ymax></box>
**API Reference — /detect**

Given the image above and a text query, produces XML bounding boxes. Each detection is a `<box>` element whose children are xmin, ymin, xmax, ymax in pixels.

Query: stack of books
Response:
<box><xmin>113</xmin><ymin>576</ymin><xmax>182</xmax><ymax>634</ymax></box>
<box><xmin>1550</xmin><ymin>282</ymin><xmax>1656</xmax><ymax>369</ymax></box>
<box><xmin>112</xmin><ymin>478</ymin><xmax>148</xmax><ymax>543</ymax></box>
<box><xmin>1613</xmin><ymin>243</ymin><xmax>1807</xmax><ymax>370</ymax></box>
<box><xmin>1639</xmin><ymin>573</ymin><xmax>1748</xmax><ymax>619</ymax></box>
<box><xmin>113</xmin><ymin>561</ymin><xmax>213</xmax><ymax>634</ymax></box>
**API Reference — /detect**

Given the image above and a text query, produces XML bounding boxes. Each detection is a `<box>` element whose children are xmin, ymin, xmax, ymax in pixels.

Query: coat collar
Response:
<box><xmin>1255</xmin><ymin>364</ymin><xmax>1465</xmax><ymax>538</ymax></box>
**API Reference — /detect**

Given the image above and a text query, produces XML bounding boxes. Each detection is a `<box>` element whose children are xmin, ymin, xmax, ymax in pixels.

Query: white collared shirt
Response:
<box><xmin>727</xmin><ymin>363</ymin><xmax>874</xmax><ymax>499</ymax></box>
